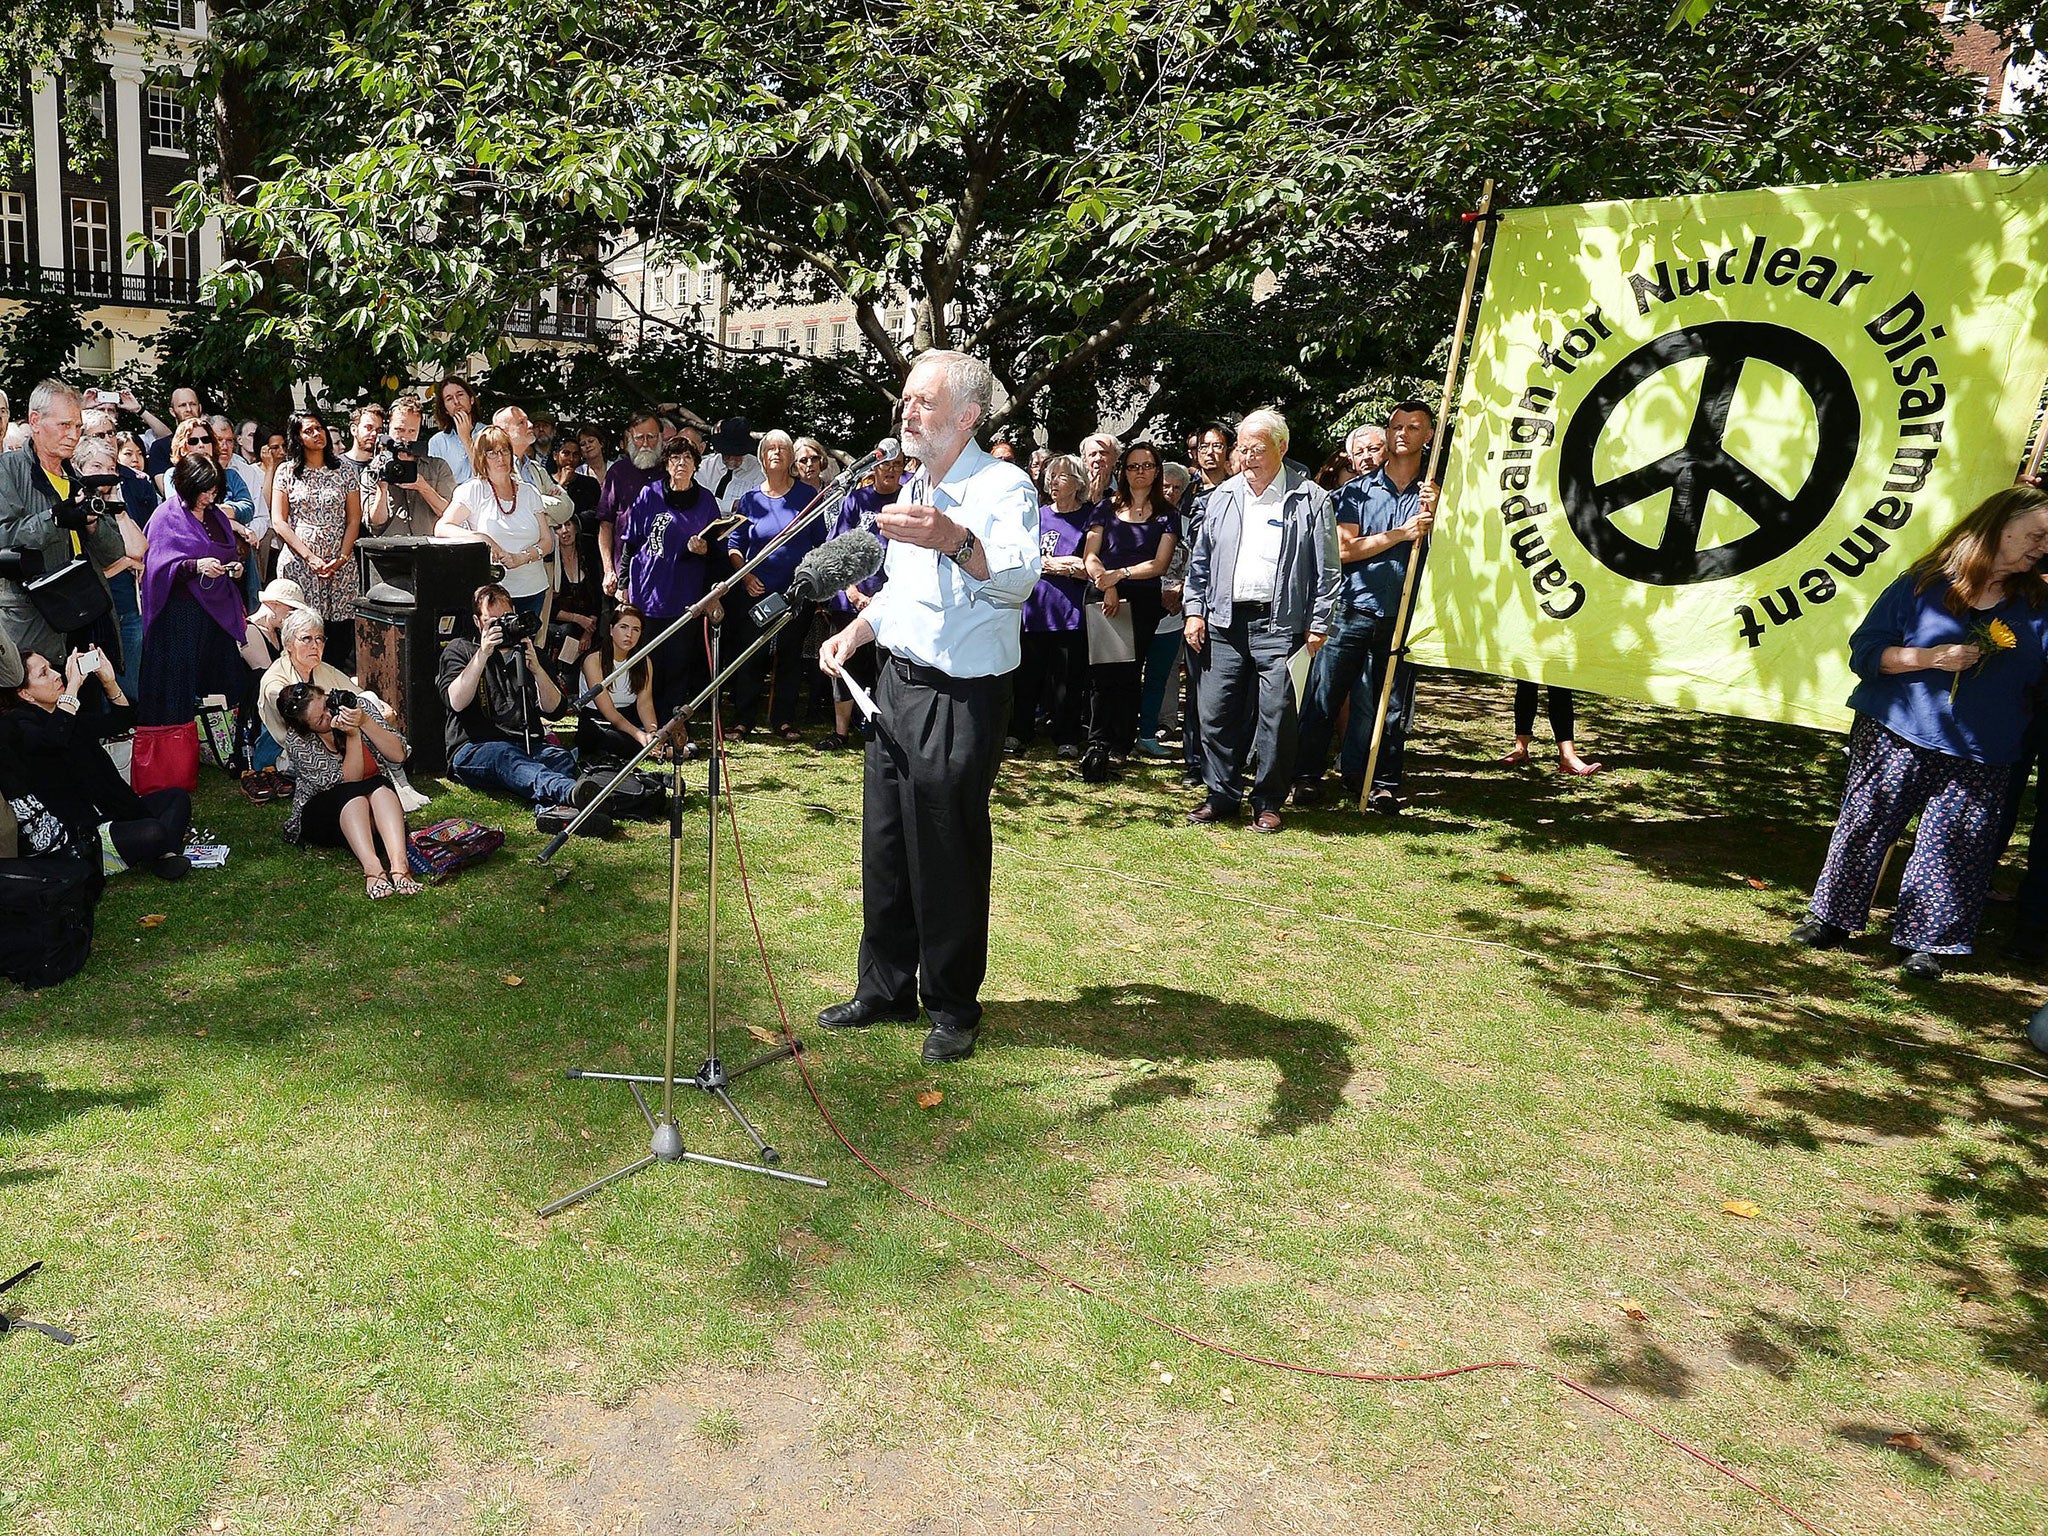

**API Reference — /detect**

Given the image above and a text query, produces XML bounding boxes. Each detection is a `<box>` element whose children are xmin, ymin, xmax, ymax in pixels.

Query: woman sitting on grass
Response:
<box><xmin>275</xmin><ymin>681</ymin><xmax>421</xmax><ymax>899</ymax></box>
<box><xmin>577</xmin><ymin>603</ymin><xmax>665</xmax><ymax>767</ymax></box>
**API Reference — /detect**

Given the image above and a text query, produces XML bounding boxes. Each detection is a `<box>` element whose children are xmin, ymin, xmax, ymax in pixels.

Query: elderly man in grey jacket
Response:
<box><xmin>1181</xmin><ymin>408</ymin><xmax>1340</xmax><ymax>834</ymax></box>
<box><xmin>0</xmin><ymin>379</ymin><xmax>125</xmax><ymax>671</ymax></box>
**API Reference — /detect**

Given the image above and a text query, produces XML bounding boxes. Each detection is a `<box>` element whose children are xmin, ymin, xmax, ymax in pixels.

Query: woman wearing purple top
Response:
<box><xmin>619</xmin><ymin>435</ymin><xmax>726</xmax><ymax>743</ymax></box>
<box><xmin>816</xmin><ymin>445</ymin><xmax>901</xmax><ymax>750</ymax></box>
<box><xmin>1012</xmin><ymin>453</ymin><xmax>1097</xmax><ymax>758</ymax></box>
<box><xmin>1082</xmin><ymin>442</ymin><xmax>1179</xmax><ymax>766</ymax></box>
<box><xmin>1793</xmin><ymin>485</ymin><xmax>2048</xmax><ymax>980</ymax></box>
<box><xmin>727</xmin><ymin>430</ymin><xmax>822</xmax><ymax>739</ymax></box>
<box><xmin>136</xmin><ymin>455</ymin><xmax>249</xmax><ymax>727</ymax></box>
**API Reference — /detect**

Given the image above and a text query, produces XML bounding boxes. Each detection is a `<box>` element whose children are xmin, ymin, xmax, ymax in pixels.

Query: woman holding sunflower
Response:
<box><xmin>1793</xmin><ymin>485</ymin><xmax>2048</xmax><ymax>980</ymax></box>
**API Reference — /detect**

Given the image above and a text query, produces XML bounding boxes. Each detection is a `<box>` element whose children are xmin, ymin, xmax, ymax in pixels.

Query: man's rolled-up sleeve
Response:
<box><xmin>958</xmin><ymin>475</ymin><xmax>1040</xmax><ymax>611</ymax></box>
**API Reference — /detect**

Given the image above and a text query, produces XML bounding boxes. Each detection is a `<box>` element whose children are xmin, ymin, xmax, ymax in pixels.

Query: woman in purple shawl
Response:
<box><xmin>137</xmin><ymin>455</ymin><xmax>250</xmax><ymax>727</ymax></box>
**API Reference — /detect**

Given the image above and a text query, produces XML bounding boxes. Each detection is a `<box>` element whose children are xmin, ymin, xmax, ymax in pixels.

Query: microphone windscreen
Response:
<box><xmin>788</xmin><ymin>528</ymin><xmax>885</xmax><ymax>600</ymax></box>
<box><xmin>874</xmin><ymin>436</ymin><xmax>901</xmax><ymax>463</ymax></box>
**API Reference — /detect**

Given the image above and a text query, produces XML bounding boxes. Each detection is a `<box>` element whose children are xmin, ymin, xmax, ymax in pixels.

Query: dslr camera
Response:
<box><xmin>327</xmin><ymin>687</ymin><xmax>363</xmax><ymax>714</ymax></box>
<box><xmin>489</xmin><ymin>610</ymin><xmax>541</xmax><ymax>646</ymax></box>
<box><xmin>58</xmin><ymin>473</ymin><xmax>125</xmax><ymax>532</ymax></box>
<box><xmin>377</xmin><ymin>435</ymin><xmax>422</xmax><ymax>485</ymax></box>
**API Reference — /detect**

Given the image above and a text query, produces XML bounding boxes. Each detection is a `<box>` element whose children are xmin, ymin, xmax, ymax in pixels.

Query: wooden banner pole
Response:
<box><xmin>1358</xmin><ymin>180</ymin><xmax>1496</xmax><ymax>813</ymax></box>
<box><xmin>2024</xmin><ymin>395</ymin><xmax>2048</xmax><ymax>484</ymax></box>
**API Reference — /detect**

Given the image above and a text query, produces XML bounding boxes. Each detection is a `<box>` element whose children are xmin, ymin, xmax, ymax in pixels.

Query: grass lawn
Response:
<box><xmin>4</xmin><ymin>672</ymin><xmax>2045</xmax><ymax>1535</ymax></box>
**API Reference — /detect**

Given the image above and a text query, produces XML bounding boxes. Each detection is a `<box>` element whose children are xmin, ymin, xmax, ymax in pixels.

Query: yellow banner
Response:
<box><xmin>1406</xmin><ymin>168</ymin><xmax>2048</xmax><ymax>731</ymax></box>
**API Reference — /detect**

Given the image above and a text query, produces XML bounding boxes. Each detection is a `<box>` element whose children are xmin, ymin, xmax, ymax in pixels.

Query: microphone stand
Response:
<box><xmin>539</xmin><ymin>615</ymin><xmax>828</xmax><ymax>1217</ymax></box>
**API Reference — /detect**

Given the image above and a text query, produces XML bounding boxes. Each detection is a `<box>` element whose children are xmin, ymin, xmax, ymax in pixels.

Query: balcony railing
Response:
<box><xmin>502</xmin><ymin>304</ymin><xmax>617</xmax><ymax>347</ymax></box>
<box><xmin>0</xmin><ymin>262</ymin><xmax>201</xmax><ymax>308</ymax></box>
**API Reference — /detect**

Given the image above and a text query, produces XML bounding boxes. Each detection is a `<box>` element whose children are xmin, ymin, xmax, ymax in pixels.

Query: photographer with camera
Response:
<box><xmin>364</xmin><ymin>396</ymin><xmax>454</xmax><ymax>537</ymax></box>
<box><xmin>438</xmin><ymin>583</ymin><xmax>609</xmax><ymax>836</ymax></box>
<box><xmin>0</xmin><ymin>380</ymin><xmax>127</xmax><ymax>675</ymax></box>
<box><xmin>274</xmin><ymin>681</ymin><xmax>422</xmax><ymax>898</ymax></box>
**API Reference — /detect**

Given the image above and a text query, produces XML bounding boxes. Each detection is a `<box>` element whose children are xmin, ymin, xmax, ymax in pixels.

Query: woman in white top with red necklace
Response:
<box><xmin>438</xmin><ymin>424</ymin><xmax>554</xmax><ymax>618</ymax></box>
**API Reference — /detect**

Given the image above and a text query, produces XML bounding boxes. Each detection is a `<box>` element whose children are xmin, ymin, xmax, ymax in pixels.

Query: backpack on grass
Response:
<box><xmin>0</xmin><ymin>855</ymin><xmax>100</xmax><ymax>989</ymax></box>
<box><xmin>405</xmin><ymin>818</ymin><xmax>504</xmax><ymax>884</ymax></box>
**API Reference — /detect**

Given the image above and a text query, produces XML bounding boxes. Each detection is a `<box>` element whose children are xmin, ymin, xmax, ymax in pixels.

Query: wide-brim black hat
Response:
<box><xmin>708</xmin><ymin>417</ymin><xmax>755</xmax><ymax>456</ymax></box>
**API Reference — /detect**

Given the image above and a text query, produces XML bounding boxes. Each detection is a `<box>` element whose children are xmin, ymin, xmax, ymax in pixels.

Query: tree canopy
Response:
<box><xmin>7</xmin><ymin>0</ymin><xmax>2040</xmax><ymax>443</ymax></box>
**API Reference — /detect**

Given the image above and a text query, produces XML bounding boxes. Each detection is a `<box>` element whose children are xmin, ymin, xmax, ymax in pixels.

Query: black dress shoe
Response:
<box><xmin>922</xmin><ymin>1022</ymin><xmax>979</xmax><ymax>1063</ymax></box>
<box><xmin>817</xmin><ymin>998</ymin><xmax>918</xmax><ymax>1029</ymax></box>
<box><xmin>1901</xmin><ymin>950</ymin><xmax>1944</xmax><ymax>981</ymax></box>
<box><xmin>1290</xmin><ymin>779</ymin><xmax>1326</xmax><ymax>806</ymax></box>
<box><xmin>1789</xmin><ymin>919</ymin><xmax>1849</xmax><ymax>950</ymax></box>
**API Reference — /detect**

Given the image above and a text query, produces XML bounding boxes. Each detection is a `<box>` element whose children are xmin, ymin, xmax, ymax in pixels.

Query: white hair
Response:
<box><xmin>1041</xmin><ymin>453</ymin><xmax>1086</xmax><ymax>493</ymax></box>
<box><xmin>71</xmin><ymin>436</ymin><xmax>116</xmax><ymax>473</ymax></box>
<box><xmin>27</xmin><ymin>379</ymin><xmax>79</xmax><ymax>418</ymax></box>
<box><xmin>208</xmin><ymin>414</ymin><xmax>235</xmax><ymax>434</ymax></box>
<box><xmin>80</xmin><ymin>407</ymin><xmax>117</xmax><ymax>437</ymax></box>
<box><xmin>757</xmin><ymin>429</ymin><xmax>795</xmax><ymax>459</ymax></box>
<box><xmin>1160</xmin><ymin>461</ymin><xmax>1191</xmax><ymax>493</ymax></box>
<box><xmin>1346</xmin><ymin>424</ymin><xmax>1386</xmax><ymax>451</ymax></box>
<box><xmin>912</xmin><ymin>350</ymin><xmax>996</xmax><ymax>427</ymax></box>
<box><xmin>281</xmin><ymin>608</ymin><xmax>326</xmax><ymax>646</ymax></box>
<box><xmin>793</xmin><ymin>435</ymin><xmax>827</xmax><ymax>460</ymax></box>
<box><xmin>1237</xmin><ymin>409</ymin><xmax>1290</xmax><ymax>455</ymax></box>
<box><xmin>1080</xmin><ymin>432</ymin><xmax>1121</xmax><ymax>458</ymax></box>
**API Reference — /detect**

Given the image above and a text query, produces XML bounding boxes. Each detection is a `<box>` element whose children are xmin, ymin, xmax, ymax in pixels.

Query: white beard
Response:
<box><xmin>629</xmin><ymin>445</ymin><xmax>662</xmax><ymax>470</ymax></box>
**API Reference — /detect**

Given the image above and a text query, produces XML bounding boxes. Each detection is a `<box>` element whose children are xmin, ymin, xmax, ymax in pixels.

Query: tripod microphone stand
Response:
<box><xmin>539</xmin><ymin>618</ymin><xmax>827</xmax><ymax>1217</ymax></box>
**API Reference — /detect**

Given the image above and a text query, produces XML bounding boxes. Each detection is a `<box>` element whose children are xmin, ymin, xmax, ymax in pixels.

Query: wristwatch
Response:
<box><xmin>948</xmin><ymin>526</ymin><xmax>978</xmax><ymax>565</ymax></box>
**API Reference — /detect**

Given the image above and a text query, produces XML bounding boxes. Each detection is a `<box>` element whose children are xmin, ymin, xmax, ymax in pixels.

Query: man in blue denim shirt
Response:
<box><xmin>1294</xmin><ymin>401</ymin><xmax>1438</xmax><ymax>813</ymax></box>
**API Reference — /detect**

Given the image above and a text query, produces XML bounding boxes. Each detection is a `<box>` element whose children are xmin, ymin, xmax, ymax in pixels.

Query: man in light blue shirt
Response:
<box><xmin>817</xmin><ymin>350</ymin><xmax>1040</xmax><ymax>1064</ymax></box>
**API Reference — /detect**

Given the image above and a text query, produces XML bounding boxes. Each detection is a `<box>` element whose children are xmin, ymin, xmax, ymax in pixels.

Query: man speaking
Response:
<box><xmin>817</xmin><ymin>352</ymin><xmax>1040</xmax><ymax>1063</ymax></box>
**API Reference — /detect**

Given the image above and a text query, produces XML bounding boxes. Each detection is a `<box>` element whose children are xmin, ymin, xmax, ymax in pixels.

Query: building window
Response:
<box><xmin>150</xmin><ymin>206</ymin><xmax>193</xmax><ymax>299</ymax></box>
<box><xmin>725</xmin><ymin>328</ymin><xmax>740</xmax><ymax>348</ymax></box>
<box><xmin>776</xmin><ymin>325</ymin><xmax>791</xmax><ymax>349</ymax></box>
<box><xmin>557</xmin><ymin>281</ymin><xmax>593</xmax><ymax>337</ymax></box>
<box><xmin>697</xmin><ymin>270</ymin><xmax>715</xmax><ymax>304</ymax></box>
<box><xmin>69</xmin><ymin>198</ymin><xmax>111</xmax><ymax>293</ymax></box>
<box><xmin>804</xmin><ymin>324</ymin><xmax>817</xmax><ymax>355</ymax></box>
<box><xmin>153</xmin><ymin>0</ymin><xmax>199</xmax><ymax>29</ymax></box>
<box><xmin>651</xmin><ymin>271</ymin><xmax>667</xmax><ymax>309</ymax></box>
<box><xmin>751</xmin><ymin>328</ymin><xmax>765</xmax><ymax>350</ymax></box>
<box><xmin>0</xmin><ymin>193</ymin><xmax>28</xmax><ymax>275</ymax></box>
<box><xmin>831</xmin><ymin>321</ymin><xmax>847</xmax><ymax>353</ymax></box>
<box><xmin>147</xmin><ymin>86</ymin><xmax>185</xmax><ymax>155</ymax></box>
<box><xmin>0</xmin><ymin>84</ymin><xmax>21</xmax><ymax>135</ymax></box>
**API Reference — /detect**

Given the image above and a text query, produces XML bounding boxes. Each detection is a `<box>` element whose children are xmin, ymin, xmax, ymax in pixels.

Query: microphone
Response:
<box><xmin>751</xmin><ymin>529</ymin><xmax>885</xmax><ymax>627</ymax></box>
<box><xmin>827</xmin><ymin>435</ymin><xmax>901</xmax><ymax>492</ymax></box>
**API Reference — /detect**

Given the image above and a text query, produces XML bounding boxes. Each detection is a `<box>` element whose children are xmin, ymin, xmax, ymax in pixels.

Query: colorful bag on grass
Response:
<box><xmin>131</xmin><ymin>721</ymin><xmax>200</xmax><ymax>796</ymax></box>
<box><xmin>196</xmin><ymin>700</ymin><xmax>240</xmax><ymax>772</ymax></box>
<box><xmin>405</xmin><ymin>818</ymin><xmax>504</xmax><ymax>884</ymax></box>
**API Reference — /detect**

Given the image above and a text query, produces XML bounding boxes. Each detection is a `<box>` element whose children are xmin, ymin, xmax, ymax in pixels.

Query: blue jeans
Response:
<box><xmin>109</xmin><ymin>570</ymin><xmax>145</xmax><ymax>701</ymax></box>
<box><xmin>1139</xmin><ymin>625</ymin><xmax>1183</xmax><ymax>739</ymax></box>
<box><xmin>450</xmin><ymin>740</ymin><xmax>578</xmax><ymax>807</ymax></box>
<box><xmin>1295</xmin><ymin>605</ymin><xmax>1413</xmax><ymax>792</ymax></box>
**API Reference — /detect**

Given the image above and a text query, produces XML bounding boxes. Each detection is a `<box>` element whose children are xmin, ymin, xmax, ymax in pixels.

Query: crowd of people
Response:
<box><xmin>5</xmin><ymin>366</ymin><xmax>2045</xmax><ymax>988</ymax></box>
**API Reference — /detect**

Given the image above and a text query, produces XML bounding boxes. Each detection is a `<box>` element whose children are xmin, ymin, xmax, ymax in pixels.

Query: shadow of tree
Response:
<box><xmin>1549</xmin><ymin>1324</ymin><xmax>1697</xmax><ymax>1398</ymax></box>
<box><xmin>996</xmin><ymin>985</ymin><xmax>1355</xmax><ymax>1137</ymax></box>
<box><xmin>0</xmin><ymin>1073</ymin><xmax>162</xmax><ymax>1140</ymax></box>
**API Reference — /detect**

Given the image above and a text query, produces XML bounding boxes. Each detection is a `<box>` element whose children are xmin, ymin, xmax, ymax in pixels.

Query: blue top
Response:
<box><xmin>1093</xmin><ymin>506</ymin><xmax>1180</xmax><ymax>597</ymax></box>
<box><xmin>732</xmin><ymin>481</ymin><xmax>822</xmax><ymax>595</ymax></box>
<box><xmin>826</xmin><ymin>485</ymin><xmax>892</xmax><ymax>615</ymax></box>
<box><xmin>1846</xmin><ymin>572</ymin><xmax>2048</xmax><ymax>766</ymax></box>
<box><xmin>1024</xmin><ymin>502</ymin><xmax>1099</xmax><ymax>633</ymax></box>
<box><xmin>428</xmin><ymin>427</ymin><xmax>473</xmax><ymax>486</ymax></box>
<box><xmin>1333</xmin><ymin>466</ymin><xmax>1427</xmax><ymax>618</ymax></box>
<box><xmin>864</xmin><ymin>441</ymin><xmax>1042</xmax><ymax>676</ymax></box>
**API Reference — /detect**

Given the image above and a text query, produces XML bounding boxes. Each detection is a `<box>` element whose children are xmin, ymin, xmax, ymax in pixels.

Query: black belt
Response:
<box><xmin>890</xmin><ymin>653</ymin><xmax>957</xmax><ymax>687</ymax></box>
<box><xmin>1233</xmin><ymin>601</ymin><xmax>1271</xmax><ymax>619</ymax></box>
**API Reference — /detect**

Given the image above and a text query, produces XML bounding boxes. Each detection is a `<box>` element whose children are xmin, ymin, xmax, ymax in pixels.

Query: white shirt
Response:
<box><xmin>700</xmin><ymin>453</ymin><xmax>765</xmax><ymax>514</ymax></box>
<box><xmin>1232</xmin><ymin>477</ymin><xmax>1288</xmax><ymax>605</ymax></box>
<box><xmin>863</xmin><ymin>442</ymin><xmax>1041</xmax><ymax>676</ymax></box>
<box><xmin>448</xmin><ymin>478</ymin><xmax>549</xmax><ymax>598</ymax></box>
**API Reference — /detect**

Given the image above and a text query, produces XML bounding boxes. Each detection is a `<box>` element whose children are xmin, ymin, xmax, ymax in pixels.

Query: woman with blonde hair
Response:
<box><xmin>438</xmin><ymin>424</ymin><xmax>554</xmax><ymax>619</ymax></box>
<box><xmin>1793</xmin><ymin>485</ymin><xmax>2048</xmax><ymax>978</ymax></box>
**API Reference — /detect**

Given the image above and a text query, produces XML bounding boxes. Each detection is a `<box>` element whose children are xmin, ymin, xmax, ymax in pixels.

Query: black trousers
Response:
<box><xmin>109</xmin><ymin>787</ymin><xmax>192</xmax><ymax>868</ymax></box>
<box><xmin>1514</xmin><ymin>681</ymin><xmax>1575</xmax><ymax>741</ymax></box>
<box><xmin>648</xmin><ymin>615</ymin><xmax>712</xmax><ymax>727</ymax></box>
<box><xmin>857</xmin><ymin>654</ymin><xmax>1011</xmax><ymax>1033</ymax></box>
<box><xmin>1014</xmin><ymin>628</ymin><xmax>1088</xmax><ymax>748</ymax></box>
<box><xmin>730</xmin><ymin>598</ymin><xmax>813</xmax><ymax>730</ymax></box>
<box><xmin>1087</xmin><ymin>588</ymin><xmax>1163</xmax><ymax>755</ymax></box>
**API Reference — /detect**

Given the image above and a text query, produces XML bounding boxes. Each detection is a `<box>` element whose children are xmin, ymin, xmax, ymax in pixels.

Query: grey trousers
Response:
<box><xmin>1192</xmin><ymin>615</ymin><xmax>1300</xmax><ymax>813</ymax></box>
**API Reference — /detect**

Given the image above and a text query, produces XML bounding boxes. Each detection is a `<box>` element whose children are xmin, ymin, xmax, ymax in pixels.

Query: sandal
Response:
<box><xmin>817</xmin><ymin>732</ymin><xmax>852</xmax><ymax>752</ymax></box>
<box><xmin>778</xmin><ymin>724</ymin><xmax>805</xmax><ymax>743</ymax></box>
<box><xmin>240</xmin><ymin>769</ymin><xmax>273</xmax><ymax>803</ymax></box>
<box><xmin>365</xmin><ymin>871</ymin><xmax>396</xmax><ymax>900</ymax></box>
<box><xmin>390</xmin><ymin>870</ymin><xmax>424</xmax><ymax>896</ymax></box>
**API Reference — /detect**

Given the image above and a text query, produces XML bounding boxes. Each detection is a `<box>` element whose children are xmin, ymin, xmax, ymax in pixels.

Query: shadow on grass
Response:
<box><xmin>0</xmin><ymin>1073</ymin><xmax>162</xmax><ymax>1139</ymax></box>
<box><xmin>1548</xmin><ymin>1324</ymin><xmax>1698</xmax><ymax>1398</ymax></box>
<box><xmin>1446</xmin><ymin>899</ymin><xmax>2048</xmax><ymax>1416</ymax></box>
<box><xmin>996</xmin><ymin>984</ymin><xmax>1354</xmax><ymax>1137</ymax></box>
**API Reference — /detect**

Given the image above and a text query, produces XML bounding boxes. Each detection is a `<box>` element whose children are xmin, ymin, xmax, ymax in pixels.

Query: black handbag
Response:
<box><xmin>24</xmin><ymin>557</ymin><xmax>111</xmax><ymax>636</ymax></box>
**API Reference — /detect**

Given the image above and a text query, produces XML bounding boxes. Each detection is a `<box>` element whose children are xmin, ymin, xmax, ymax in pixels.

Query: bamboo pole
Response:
<box><xmin>2025</xmin><ymin>398</ymin><xmax>2048</xmax><ymax>484</ymax></box>
<box><xmin>1357</xmin><ymin>181</ymin><xmax>1496</xmax><ymax>813</ymax></box>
